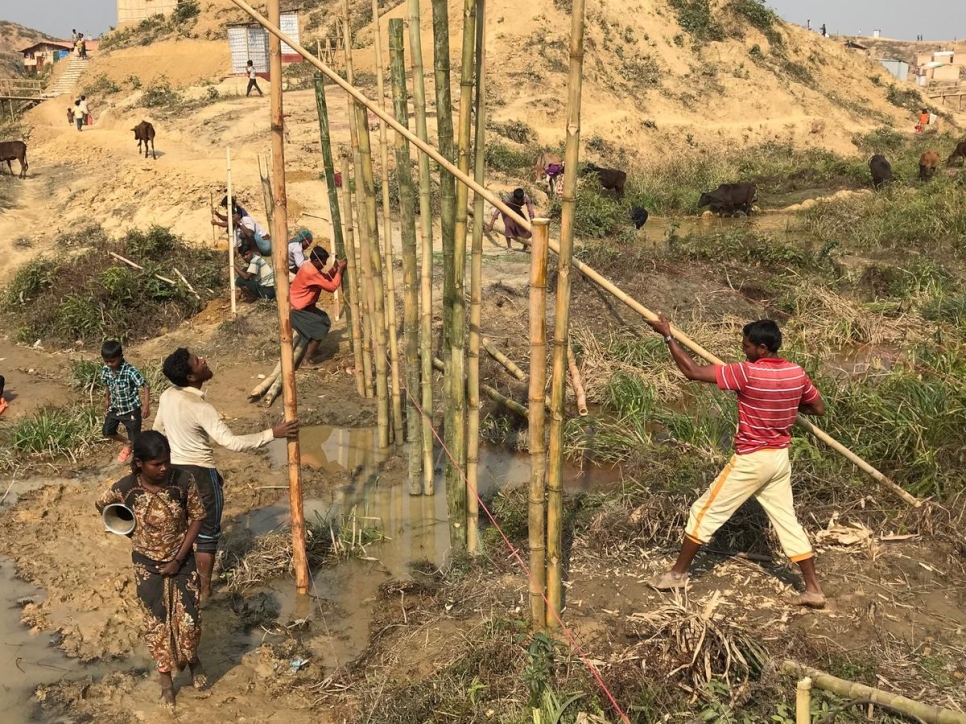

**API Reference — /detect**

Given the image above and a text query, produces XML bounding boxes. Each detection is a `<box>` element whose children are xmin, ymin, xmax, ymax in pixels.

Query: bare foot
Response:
<box><xmin>651</xmin><ymin>571</ymin><xmax>689</xmax><ymax>591</ymax></box>
<box><xmin>791</xmin><ymin>591</ymin><xmax>827</xmax><ymax>609</ymax></box>
<box><xmin>189</xmin><ymin>659</ymin><xmax>209</xmax><ymax>690</ymax></box>
<box><xmin>199</xmin><ymin>587</ymin><xmax>211</xmax><ymax>609</ymax></box>
<box><xmin>160</xmin><ymin>672</ymin><xmax>175</xmax><ymax>708</ymax></box>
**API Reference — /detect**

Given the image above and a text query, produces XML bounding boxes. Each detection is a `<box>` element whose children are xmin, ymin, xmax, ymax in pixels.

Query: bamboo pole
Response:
<box><xmin>342</xmin><ymin>153</ymin><xmax>373</xmax><ymax>397</ymax></box>
<box><xmin>782</xmin><ymin>661</ymin><xmax>966</xmax><ymax>724</ymax></box>
<box><xmin>371</xmin><ymin>0</ymin><xmax>405</xmax><ymax>441</ymax></box>
<box><xmin>226</xmin><ymin>147</ymin><xmax>237</xmax><ymax>319</ymax></box>
<box><xmin>338</xmin><ymin>154</ymin><xmax>367</xmax><ymax>397</ymax></box>
<box><xmin>356</xmin><ymin>102</ymin><xmax>392</xmax><ymax>449</ymax></box>
<box><xmin>795</xmin><ymin>677</ymin><xmax>812</xmax><ymax>724</ymax></box>
<box><xmin>433</xmin><ymin>357</ymin><xmax>528</xmax><ymax>417</ymax></box>
<box><xmin>389</xmin><ymin>18</ymin><xmax>423</xmax><ymax>495</ymax></box>
<box><xmin>547</xmin><ymin>0</ymin><xmax>587</xmax><ymax>628</ymax></box>
<box><xmin>250</xmin><ymin>331</ymin><xmax>305</xmax><ymax>399</ymax></box>
<box><xmin>227</xmin><ymin>0</ymin><xmax>922</xmax><ymax>507</ymax></box>
<box><xmin>466</xmin><ymin>0</ymin><xmax>486</xmax><ymax>554</ymax></box>
<box><xmin>567</xmin><ymin>345</ymin><xmax>589</xmax><ymax>416</ymax></box>
<box><xmin>258</xmin><ymin>154</ymin><xmax>275</xmax><ymax>234</ymax></box>
<box><xmin>409</xmin><ymin>0</ymin><xmax>435</xmax><ymax>495</ymax></box>
<box><xmin>528</xmin><ymin>219</ymin><xmax>550</xmax><ymax>631</ymax></box>
<box><xmin>210</xmin><ymin>191</ymin><xmax>217</xmax><ymax>247</ymax></box>
<box><xmin>268</xmin><ymin>0</ymin><xmax>309</xmax><ymax>595</ymax></box>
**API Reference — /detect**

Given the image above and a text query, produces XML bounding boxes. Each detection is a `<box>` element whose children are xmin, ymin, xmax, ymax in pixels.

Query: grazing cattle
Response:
<box><xmin>629</xmin><ymin>206</ymin><xmax>649</xmax><ymax>229</ymax></box>
<box><xmin>533</xmin><ymin>151</ymin><xmax>564</xmax><ymax>197</ymax></box>
<box><xmin>579</xmin><ymin>163</ymin><xmax>627</xmax><ymax>199</ymax></box>
<box><xmin>132</xmin><ymin>120</ymin><xmax>156</xmax><ymax>160</ymax></box>
<box><xmin>869</xmin><ymin>154</ymin><xmax>892</xmax><ymax>190</ymax></box>
<box><xmin>919</xmin><ymin>150</ymin><xmax>940</xmax><ymax>181</ymax></box>
<box><xmin>0</xmin><ymin>140</ymin><xmax>28</xmax><ymax>179</ymax></box>
<box><xmin>697</xmin><ymin>183</ymin><xmax>757</xmax><ymax>216</ymax></box>
<box><xmin>948</xmin><ymin>140</ymin><xmax>966</xmax><ymax>166</ymax></box>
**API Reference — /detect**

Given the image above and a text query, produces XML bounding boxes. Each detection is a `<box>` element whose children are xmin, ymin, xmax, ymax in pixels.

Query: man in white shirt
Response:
<box><xmin>287</xmin><ymin>229</ymin><xmax>313</xmax><ymax>280</ymax></box>
<box><xmin>246</xmin><ymin>60</ymin><xmax>263</xmax><ymax>97</ymax></box>
<box><xmin>154</xmin><ymin>348</ymin><xmax>298</xmax><ymax>603</ymax></box>
<box><xmin>212</xmin><ymin>205</ymin><xmax>271</xmax><ymax>255</ymax></box>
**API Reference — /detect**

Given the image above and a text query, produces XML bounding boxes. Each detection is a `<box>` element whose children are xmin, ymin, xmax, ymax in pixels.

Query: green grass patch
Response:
<box><xmin>7</xmin><ymin>405</ymin><xmax>102</xmax><ymax>460</ymax></box>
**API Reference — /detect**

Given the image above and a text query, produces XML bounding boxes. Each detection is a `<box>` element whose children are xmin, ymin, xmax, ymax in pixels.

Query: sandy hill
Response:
<box><xmin>859</xmin><ymin>37</ymin><xmax>966</xmax><ymax>64</ymax></box>
<box><xmin>0</xmin><ymin>20</ymin><xmax>59</xmax><ymax>78</ymax></box>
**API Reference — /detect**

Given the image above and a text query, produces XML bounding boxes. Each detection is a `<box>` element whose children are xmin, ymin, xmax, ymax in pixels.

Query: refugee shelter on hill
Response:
<box><xmin>227</xmin><ymin>9</ymin><xmax>302</xmax><ymax>75</ymax></box>
<box><xmin>20</xmin><ymin>42</ymin><xmax>74</xmax><ymax>73</ymax></box>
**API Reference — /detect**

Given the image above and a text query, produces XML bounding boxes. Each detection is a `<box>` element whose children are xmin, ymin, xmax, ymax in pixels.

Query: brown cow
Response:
<box><xmin>0</xmin><ymin>140</ymin><xmax>28</xmax><ymax>179</ymax></box>
<box><xmin>948</xmin><ymin>140</ymin><xmax>966</xmax><ymax>166</ymax></box>
<box><xmin>132</xmin><ymin>120</ymin><xmax>156</xmax><ymax>160</ymax></box>
<box><xmin>580</xmin><ymin>163</ymin><xmax>627</xmax><ymax>199</ymax></box>
<box><xmin>919</xmin><ymin>150</ymin><xmax>940</xmax><ymax>181</ymax></box>
<box><xmin>533</xmin><ymin>151</ymin><xmax>564</xmax><ymax>197</ymax></box>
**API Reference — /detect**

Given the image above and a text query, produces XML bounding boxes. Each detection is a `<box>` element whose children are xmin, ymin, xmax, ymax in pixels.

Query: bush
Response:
<box><xmin>9</xmin><ymin>405</ymin><xmax>101</xmax><ymax>459</ymax></box>
<box><xmin>141</xmin><ymin>79</ymin><xmax>182</xmax><ymax>108</ymax></box>
<box><xmin>172</xmin><ymin>0</ymin><xmax>200</xmax><ymax>24</ymax></box>
<box><xmin>548</xmin><ymin>178</ymin><xmax>626</xmax><ymax>238</ymax></box>
<box><xmin>484</xmin><ymin>142</ymin><xmax>531</xmax><ymax>173</ymax></box>
<box><xmin>886</xmin><ymin>84</ymin><xmax>922</xmax><ymax>112</ymax></box>
<box><xmin>669</xmin><ymin>0</ymin><xmax>724</xmax><ymax>42</ymax></box>
<box><xmin>489</xmin><ymin>120</ymin><xmax>534</xmax><ymax>144</ymax></box>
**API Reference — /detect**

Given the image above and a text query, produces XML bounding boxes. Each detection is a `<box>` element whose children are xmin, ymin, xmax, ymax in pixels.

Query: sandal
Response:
<box><xmin>117</xmin><ymin>446</ymin><xmax>133</xmax><ymax>464</ymax></box>
<box><xmin>650</xmin><ymin>571</ymin><xmax>690</xmax><ymax>591</ymax></box>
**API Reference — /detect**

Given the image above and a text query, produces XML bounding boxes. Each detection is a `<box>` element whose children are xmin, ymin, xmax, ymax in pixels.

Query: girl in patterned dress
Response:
<box><xmin>96</xmin><ymin>431</ymin><xmax>207</xmax><ymax>708</ymax></box>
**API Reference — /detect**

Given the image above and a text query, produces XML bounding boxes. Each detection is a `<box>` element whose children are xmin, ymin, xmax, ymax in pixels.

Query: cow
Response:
<box><xmin>579</xmin><ymin>163</ymin><xmax>626</xmax><ymax>199</ymax></box>
<box><xmin>697</xmin><ymin>183</ymin><xmax>757</xmax><ymax>216</ymax></box>
<box><xmin>0</xmin><ymin>140</ymin><xmax>28</xmax><ymax>179</ymax></box>
<box><xmin>919</xmin><ymin>150</ymin><xmax>940</xmax><ymax>182</ymax></box>
<box><xmin>132</xmin><ymin>120</ymin><xmax>156</xmax><ymax>160</ymax></box>
<box><xmin>629</xmin><ymin>206</ymin><xmax>649</xmax><ymax>229</ymax></box>
<box><xmin>948</xmin><ymin>140</ymin><xmax>966</xmax><ymax>167</ymax></box>
<box><xmin>869</xmin><ymin>154</ymin><xmax>892</xmax><ymax>190</ymax></box>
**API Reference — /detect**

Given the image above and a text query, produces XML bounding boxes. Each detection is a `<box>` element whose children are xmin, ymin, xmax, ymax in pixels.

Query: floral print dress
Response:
<box><xmin>96</xmin><ymin>470</ymin><xmax>206</xmax><ymax>672</ymax></box>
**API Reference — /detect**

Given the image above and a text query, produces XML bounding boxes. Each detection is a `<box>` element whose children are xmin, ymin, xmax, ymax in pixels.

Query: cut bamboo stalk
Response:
<box><xmin>389</xmin><ymin>18</ymin><xmax>423</xmax><ymax>495</ymax></box>
<box><xmin>341</xmin><ymin>153</ymin><xmax>371</xmax><ymax>398</ymax></box>
<box><xmin>567</xmin><ymin>345</ymin><xmax>589</xmax><ymax>416</ymax></box>
<box><xmin>226</xmin><ymin>147</ymin><xmax>237</xmax><ymax>319</ymax></box>
<box><xmin>264</xmin><ymin>340</ymin><xmax>308</xmax><ymax>406</ymax></box>
<box><xmin>408</xmin><ymin>0</ymin><xmax>435</xmax><ymax>496</ymax></box>
<box><xmin>466</xmin><ymin>0</ymin><xmax>486</xmax><ymax>553</ymax></box>
<box><xmin>371</xmin><ymin>0</ymin><xmax>405</xmax><ymax>441</ymax></box>
<box><xmin>481</xmin><ymin>336</ymin><xmax>553</xmax><ymax>408</ymax></box>
<box><xmin>249</xmin><ymin>331</ymin><xmax>304</xmax><ymax>399</ymax></box>
<box><xmin>356</xmin><ymin>102</ymin><xmax>392</xmax><ymax>448</ymax></box>
<box><xmin>782</xmin><ymin>661</ymin><xmax>966</xmax><ymax>724</ymax></box>
<box><xmin>528</xmin><ymin>218</ymin><xmax>550</xmax><ymax>632</ymax></box>
<box><xmin>108</xmin><ymin>252</ymin><xmax>195</xmax><ymax>295</ymax></box>
<box><xmin>228</xmin><ymin>0</ymin><xmax>922</xmax><ymax>507</ymax></box>
<box><xmin>795</xmin><ymin>677</ymin><xmax>811</xmax><ymax>724</ymax></box>
<box><xmin>433</xmin><ymin>357</ymin><xmax>528</xmax><ymax>417</ymax></box>
<box><xmin>547</xmin><ymin>0</ymin><xmax>587</xmax><ymax>629</ymax></box>
<box><xmin>267</xmin><ymin>0</ymin><xmax>308</xmax><ymax>595</ymax></box>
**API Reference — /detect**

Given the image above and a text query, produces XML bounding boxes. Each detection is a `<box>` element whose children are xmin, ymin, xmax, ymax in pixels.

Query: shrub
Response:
<box><xmin>548</xmin><ymin>178</ymin><xmax>626</xmax><ymax>238</ymax></box>
<box><xmin>669</xmin><ymin>0</ymin><xmax>724</xmax><ymax>42</ymax></box>
<box><xmin>489</xmin><ymin>120</ymin><xmax>534</xmax><ymax>144</ymax></box>
<box><xmin>172</xmin><ymin>0</ymin><xmax>200</xmax><ymax>24</ymax></box>
<box><xmin>141</xmin><ymin>79</ymin><xmax>182</xmax><ymax>108</ymax></box>
<box><xmin>484</xmin><ymin>143</ymin><xmax>531</xmax><ymax>173</ymax></box>
<box><xmin>9</xmin><ymin>405</ymin><xmax>101</xmax><ymax>459</ymax></box>
<box><xmin>886</xmin><ymin>84</ymin><xmax>922</xmax><ymax>112</ymax></box>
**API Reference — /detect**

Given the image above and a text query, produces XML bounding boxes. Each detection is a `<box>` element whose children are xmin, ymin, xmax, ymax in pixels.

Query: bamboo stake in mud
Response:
<box><xmin>547</xmin><ymin>0</ymin><xmax>587</xmax><ymax>628</ymax></box>
<box><xmin>356</xmin><ymin>103</ymin><xmax>393</xmax><ymax>448</ymax></box>
<box><xmin>567</xmin><ymin>345</ymin><xmax>588</xmax><ymax>416</ymax></box>
<box><xmin>389</xmin><ymin>19</ymin><xmax>424</xmax><ymax>495</ymax></box>
<box><xmin>528</xmin><ymin>219</ymin><xmax>550</xmax><ymax>631</ymax></box>
<box><xmin>371</xmin><ymin>0</ymin><xmax>405</xmax><ymax>441</ymax></box>
<box><xmin>268</xmin><ymin>0</ymin><xmax>309</xmax><ymax>595</ymax></box>
<box><xmin>225</xmin><ymin>147</ymin><xmax>237</xmax><ymax>319</ymax></box>
<box><xmin>409</xmin><ymin>0</ymin><xmax>435</xmax><ymax>495</ymax></box>
<box><xmin>338</xmin><ymin>154</ymin><xmax>367</xmax><ymax>398</ymax></box>
<box><xmin>795</xmin><ymin>678</ymin><xmax>812</xmax><ymax>724</ymax></box>
<box><xmin>344</xmin><ymin>155</ymin><xmax>375</xmax><ymax>397</ymax></box>
<box><xmin>466</xmin><ymin>0</ymin><xmax>487</xmax><ymax>554</ymax></box>
<box><xmin>227</xmin><ymin>0</ymin><xmax>920</xmax><ymax>507</ymax></box>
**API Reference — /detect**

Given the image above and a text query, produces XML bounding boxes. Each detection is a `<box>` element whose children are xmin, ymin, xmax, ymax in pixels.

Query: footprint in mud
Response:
<box><xmin>227</xmin><ymin>591</ymin><xmax>281</xmax><ymax>631</ymax></box>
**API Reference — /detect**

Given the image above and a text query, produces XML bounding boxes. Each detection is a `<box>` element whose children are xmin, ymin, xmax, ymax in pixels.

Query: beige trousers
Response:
<box><xmin>685</xmin><ymin>447</ymin><xmax>813</xmax><ymax>561</ymax></box>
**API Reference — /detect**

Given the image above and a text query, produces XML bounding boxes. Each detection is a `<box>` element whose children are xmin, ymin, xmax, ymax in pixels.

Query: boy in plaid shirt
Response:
<box><xmin>101</xmin><ymin>340</ymin><xmax>150</xmax><ymax>463</ymax></box>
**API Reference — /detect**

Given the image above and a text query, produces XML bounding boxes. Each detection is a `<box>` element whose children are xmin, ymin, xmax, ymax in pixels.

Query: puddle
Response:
<box><xmin>826</xmin><ymin>343</ymin><xmax>899</xmax><ymax>379</ymax></box>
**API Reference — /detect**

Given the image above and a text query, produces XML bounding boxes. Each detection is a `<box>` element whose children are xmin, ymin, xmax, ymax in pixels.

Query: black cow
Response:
<box><xmin>948</xmin><ymin>140</ymin><xmax>966</xmax><ymax>167</ymax></box>
<box><xmin>132</xmin><ymin>120</ymin><xmax>156</xmax><ymax>160</ymax></box>
<box><xmin>698</xmin><ymin>183</ymin><xmax>757</xmax><ymax>216</ymax></box>
<box><xmin>869</xmin><ymin>154</ymin><xmax>892</xmax><ymax>190</ymax></box>
<box><xmin>579</xmin><ymin>163</ymin><xmax>627</xmax><ymax>199</ymax></box>
<box><xmin>629</xmin><ymin>206</ymin><xmax>649</xmax><ymax>229</ymax></box>
<box><xmin>0</xmin><ymin>140</ymin><xmax>28</xmax><ymax>179</ymax></box>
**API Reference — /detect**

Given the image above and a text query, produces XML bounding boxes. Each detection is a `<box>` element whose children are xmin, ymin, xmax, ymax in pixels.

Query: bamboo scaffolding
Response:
<box><xmin>433</xmin><ymin>357</ymin><xmax>527</xmax><ymax>417</ymax></box>
<box><xmin>268</xmin><ymin>0</ymin><xmax>308</xmax><ymax>594</ymax></box>
<box><xmin>409</xmin><ymin>0</ymin><xmax>435</xmax><ymax>496</ymax></box>
<box><xmin>226</xmin><ymin>147</ymin><xmax>237</xmax><ymax>319</ymax></box>
<box><xmin>782</xmin><ymin>661</ymin><xmax>966</xmax><ymax>724</ymax></box>
<box><xmin>528</xmin><ymin>219</ymin><xmax>550</xmax><ymax>631</ymax></box>
<box><xmin>341</xmin><ymin>153</ymin><xmax>372</xmax><ymax>397</ymax></box>
<box><xmin>466</xmin><ymin>0</ymin><xmax>486</xmax><ymax>553</ymax></box>
<box><xmin>356</xmin><ymin>102</ymin><xmax>392</xmax><ymax>448</ymax></box>
<box><xmin>567</xmin><ymin>345</ymin><xmax>589</xmax><ymax>416</ymax></box>
<box><xmin>227</xmin><ymin>0</ymin><xmax>923</xmax><ymax>506</ymax></box>
<box><xmin>389</xmin><ymin>18</ymin><xmax>423</xmax><ymax>495</ymax></box>
<box><xmin>371</xmin><ymin>0</ymin><xmax>405</xmax><ymax>441</ymax></box>
<box><xmin>546</xmin><ymin>0</ymin><xmax>588</xmax><ymax>628</ymax></box>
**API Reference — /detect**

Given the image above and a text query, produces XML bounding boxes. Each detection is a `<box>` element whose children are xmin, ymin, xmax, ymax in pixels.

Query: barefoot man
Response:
<box><xmin>645</xmin><ymin>316</ymin><xmax>827</xmax><ymax>608</ymax></box>
<box><xmin>154</xmin><ymin>348</ymin><xmax>298</xmax><ymax>604</ymax></box>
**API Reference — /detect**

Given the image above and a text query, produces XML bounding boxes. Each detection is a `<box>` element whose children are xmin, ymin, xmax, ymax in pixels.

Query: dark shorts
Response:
<box><xmin>236</xmin><ymin>276</ymin><xmax>276</xmax><ymax>300</ymax></box>
<box><xmin>291</xmin><ymin>307</ymin><xmax>331</xmax><ymax>341</ymax></box>
<box><xmin>176</xmin><ymin>464</ymin><xmax>224</xmax><ymax>553</ymax></box>
<box><xmin>103</xmin><ymin>409</ymin><xmax>142</xmax><ymax>440</ymax></box>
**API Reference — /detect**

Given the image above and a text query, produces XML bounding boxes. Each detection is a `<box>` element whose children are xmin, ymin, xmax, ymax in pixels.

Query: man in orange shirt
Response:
<box><xmin>289</xmin><ymin>247</ymin><xmax>347</xmax><ymax>369</ymax></box>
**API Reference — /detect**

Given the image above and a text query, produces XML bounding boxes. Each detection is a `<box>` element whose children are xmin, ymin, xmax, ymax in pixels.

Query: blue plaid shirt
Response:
<box><xmin>100</xmin><ymin>361</ymin><xmax>148</xmax><ymax>414</ymax></box>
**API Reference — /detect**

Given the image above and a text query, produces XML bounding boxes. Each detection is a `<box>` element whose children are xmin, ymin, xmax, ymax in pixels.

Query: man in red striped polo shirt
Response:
<box><xmin>646</xmin><ymin>315</ymin><xmax>827</xmax><ymax>608</ymax></box>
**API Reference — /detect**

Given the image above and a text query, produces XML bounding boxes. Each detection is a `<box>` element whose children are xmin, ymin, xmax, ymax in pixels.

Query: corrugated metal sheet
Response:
<box><xmin>229</xmin><ymin>25</ymin><xmax>270</xmax><ymax>74</ymax></box>
<box><xmin>879</xmin><ymin>59</ymin><xmax>909</xmax><ymax>82</ymax></box>
<box><xmin>280</xmin><ymin>11</ymin><xmax>301</xmax><ymax>58</ymax></box>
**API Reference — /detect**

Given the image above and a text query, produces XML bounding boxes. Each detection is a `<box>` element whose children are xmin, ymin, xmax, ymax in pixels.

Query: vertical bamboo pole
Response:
<box><xmin>528</xmin><ymin>219</ymin><xmax>550</xmax><ymax>631</ymax></box>
<box><xmin>258</xmin><ymin>155</ymin><xmax>275</xmax><ymax>234</ymax></box>
<box><xmin>225</xmin><ymin>148</ymin><xmax>237</xmax><ymax>319</ymax></box>
<box><xmin>268</xmin><ymin>0</ymin><xmax>309</xmax><ymax>595</ymax></box>
<box><xmin>342</xmin><ymin>153</ymin><xmax>372</xmax><ymax>397</ymax></box>
<box><xmin>371</xmin><ymin>0</ymin><xmax>405</xmax><ymax>441</ymax></box>
<box><xmin>546</xmin><ymin>0</ymin><xmax>587</xmax><ymax>628</ymax></box>
<box><xmin>389</xmin><ymin>19</ymin><xmax>423</xmax><ymax>495</ymax></box>
<box><xmin>408</xmin><ymin>0</ymin><xmax>435</xmax><ymax>495</ymax></box>
<box><xmin>466</xmin><ymin>0</ymin><xmax>486</xmax><ymax>554</ymax></box>
<box><xmin>337</xmin><ymin>154</ymin><xmax>366</xmax><ymax>397</ymax></box>
<box><xmin>796</xmin><ymin>678</ymin><xmax>812</xmax><ymax>724</ymax></box>
<box><xmin>356</xmin><ymin>103</ymin><xmax>392</xmax><ymax>449</ymax></box>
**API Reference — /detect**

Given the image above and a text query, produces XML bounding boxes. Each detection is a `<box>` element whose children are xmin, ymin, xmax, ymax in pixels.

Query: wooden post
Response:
<box><xmin>466</xmin><ymin>0</ymin><xmax>487</xmax><ymax>554</ymax></box>
<box><xmin>342</xmin><ymin>153</ymin><xmax>372</xmax><ymax>397</ymax></box>
<box><xmin>257</xmin><ymin>155</ymin><xmax>276</xmax><ymax>236</ymax></box>
<box><xmin>528</xmin><ymin>219</ymin><xmax>550</xmax><ymax>631</ymax></box>
<box><xmin>389</xmin><ymin>19</ymin><xmax>423</xmax><ymax>495</ymax></box>
<box><xmin>546</xmin><ymin>0</ymin><xmax>587</xmax><ymax>628</ymax></box>
<box><xmin>268</xmin><ymin>0</ymin><xmax>309</xmax><ymax>595</ymax></box>
<box><xmin>408</xmin><ymin>0</ymin><xmax>435</xmax><ymax>495</ymax></box>
<box><xmin>356</xmin><ymin>103</ymin><xmax>392</xmax><ymax>449</ymax></box>
<box><xmin>795</xmin><ymin>677</ymin><xmax>812</xmax><ymax>724</ymax></box>
<box><xmin>226</xmin><ymin>147</ymin><xmax>237</xmax><ymax>319</ymax></box>
<box><xmin>371</xmin><ymin>0</ymin><xmax>405</xmax><ymax>442</ymax></box>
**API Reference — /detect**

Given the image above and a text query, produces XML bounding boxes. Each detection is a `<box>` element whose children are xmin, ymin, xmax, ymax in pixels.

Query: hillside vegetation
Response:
<box><xmin>0</xmin><ymin>20</ymin><xmax>58</xmax><ymax>78</ymax></box>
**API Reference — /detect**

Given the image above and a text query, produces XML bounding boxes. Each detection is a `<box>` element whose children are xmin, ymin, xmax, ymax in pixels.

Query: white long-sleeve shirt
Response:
<box><xmin>153</xmin><ymin>386</ymin><xmax>273</xmax><ymax>468</ymax></box>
